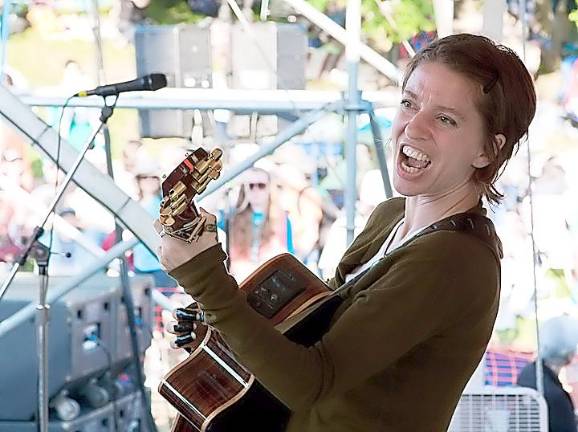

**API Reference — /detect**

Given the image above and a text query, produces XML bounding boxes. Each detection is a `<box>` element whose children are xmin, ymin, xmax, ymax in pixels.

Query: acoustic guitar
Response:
<box><xmin>160</xmin><ymin>252</ymin><xmax>341</xmax><ymax>432</ymax></box>
<box><xmin>156</xmin><ymin>147</ymin><xmax>343</xmax><ymax>432</ymax></box>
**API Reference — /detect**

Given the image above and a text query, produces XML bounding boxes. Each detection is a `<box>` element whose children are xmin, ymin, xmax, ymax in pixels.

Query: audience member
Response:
<box><xmin>517</xmin><ymin>315</ymin><xmax>578</xmax><ymax>432</ymax></box>
<box><xmin>112</xmin><ymin>139</ymin><xmax>143</xmax><ymax>200</ymax></box>
<box><xmin>274</xmin><ymin>163</ymin><xmax>324</xmax><ymax>268</ymax></box>
<box><xmin>226</xmin><ymin>167</ymin><xmax>289</xmax><ymax>280</ymax></box>
<box><xmin>44</xmin><ymin>207</ymin><xmax>97</xmax><ymax>275</ymax></box>
<box><xmin>318</xmin><ymin>168</ymin><xmax>386</xmax><ymax>279</ymax></box>
<box><xmin>56</xmin><ymin>60</ymin><xmax>99</xmax><ymax>151</ymax></box>
<box><xmin>131</xmin><ymin>155</ymin><xmax>178</xmax><ymax>288</ymax></box>
<box><xmin>0</xmin><ymin>192</ymin><xmax>23</xmax><ymax>263</ymax></box>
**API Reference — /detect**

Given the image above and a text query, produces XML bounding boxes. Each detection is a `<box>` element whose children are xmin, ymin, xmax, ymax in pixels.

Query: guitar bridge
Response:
<box><xmin>246</xmin><ymin>270</ymin><xmax>305</xmax><ymax>319</ymax></box>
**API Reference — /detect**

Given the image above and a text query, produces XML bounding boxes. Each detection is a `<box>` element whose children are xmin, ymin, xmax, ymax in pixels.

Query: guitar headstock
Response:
<box><xmin>159</xmin><ymin>147</ymin><xmax>223</xmax><ymax>242</ymax></box>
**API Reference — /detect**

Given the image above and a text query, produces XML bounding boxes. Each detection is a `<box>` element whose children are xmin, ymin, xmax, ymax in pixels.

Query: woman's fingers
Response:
<box><xmin>167</xmin><ymin>305</ymin><xmax>205</xmax><ymax>351</ymax></box>
<box><xmin>154</xmin><ymin>210</ymin><xmax>219</xmax><ymax>271</ymax></box>
<box><xmin>173</xmin><ymin>307</ymin><xmax>205</xmax><ymax>323</ymax></box>
<box><xmin>166</xmin><ymin>320</ymin><xmax>197</xmax><ymax>335</ymax></box>
<box><xmin>199</xmin><ymin>207</ymin><xmax>215</xmax><ymax>220</ymax></box>
<box><xmin>199</xmin><ymin>209</ymin><xmax>218</xmax><ymax>235</ymax></box>
<box><xmin>170</xmin><ymin>332</ymin><xmax>197</xmax><ymax>349</ymax></box>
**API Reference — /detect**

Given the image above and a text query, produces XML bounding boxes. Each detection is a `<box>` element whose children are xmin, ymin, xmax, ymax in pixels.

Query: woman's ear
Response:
<box><xmin>472</xmin><ymin>134</ymin><xmax>506</xmax><ymax>169</ymax></box>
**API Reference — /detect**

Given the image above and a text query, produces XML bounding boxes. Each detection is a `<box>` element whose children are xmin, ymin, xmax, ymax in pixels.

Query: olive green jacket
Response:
<box><xmin>169</xmin><ymin>197</ymin><xmax>500</xmax><ymax>431</ymax></box>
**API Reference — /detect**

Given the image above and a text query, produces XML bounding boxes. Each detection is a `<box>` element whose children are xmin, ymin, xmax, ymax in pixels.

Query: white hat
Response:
<box><xmin>539</xmin><ymin>315</ymin><xmax>578</xmax><ymax>362</ymax></box>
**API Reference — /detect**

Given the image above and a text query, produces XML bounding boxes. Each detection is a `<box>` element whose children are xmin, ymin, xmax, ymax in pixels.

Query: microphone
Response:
<box><xmin>75</xmin><ymin>73</ymin><xmax>167</xmax><ymax>98</ymax></box>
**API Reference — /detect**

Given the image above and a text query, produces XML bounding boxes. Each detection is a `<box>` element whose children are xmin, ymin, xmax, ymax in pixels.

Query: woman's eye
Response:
<box><xmin>439</xmin><ymin>115</ymin><xmax>457</xmax><ymax>126</ymax></box>
<box><xmin>400</xmin><ymin>99</ymin><xmax>413</xmax><ymax>109</ymax></box>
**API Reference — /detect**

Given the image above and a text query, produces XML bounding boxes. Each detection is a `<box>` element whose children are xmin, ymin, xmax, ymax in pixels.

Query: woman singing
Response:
<box><xmin>155</xmin><ymin>33</ymin><xmax>536</xmax><ymax>431</ymax></box>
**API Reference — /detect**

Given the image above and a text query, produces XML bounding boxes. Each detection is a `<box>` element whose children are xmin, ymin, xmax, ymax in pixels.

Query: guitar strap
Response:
<box><xmin>418</xmin><ymin>212</ymin><xmax>503</xmax><ymax>261</ymax></box>
<box><xmin>334</xmin><ymin>211</ymin><xmax>503</xmax><ymax>297</ymax></box>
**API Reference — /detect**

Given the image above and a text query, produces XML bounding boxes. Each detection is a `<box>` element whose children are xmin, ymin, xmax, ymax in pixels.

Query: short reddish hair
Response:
<box><xmin>402</xmin><ymin>33</ymin><xmax>536</xmax><ymax>204</ymax></box>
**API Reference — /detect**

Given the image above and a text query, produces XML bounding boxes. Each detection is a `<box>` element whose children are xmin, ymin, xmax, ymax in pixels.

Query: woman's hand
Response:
<box><xmin>166</xmin><ymin>303</ymin><xmax>205</xmax><ymax>350</ymax></box>
<box><xmin>153</xmin><ymin>208</ymin><xmax>219</xmax><ymax>272</ymax></box>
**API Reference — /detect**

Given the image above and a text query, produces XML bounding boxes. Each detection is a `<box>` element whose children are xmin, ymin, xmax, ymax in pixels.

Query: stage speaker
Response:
<box><xmin>0</xmin><ymin>403</ymin><xmax>113</xmax><ymax>432</ymax></box>
<box><xmin>114</xmin><ymin>276</ymin><xmax>153</xmax><ymax>364</ymax></box>
<box><xmin>114</xmin><ymin>391</ymin><xmax>145</xmax><ymax>432</ymax></box>
<box><xmin>231</xmin><ymin>22</ymin><xmax>306</xmax><ymax>91</ymax></box>
<box><xmin>0</xmin><ymin>273</ymin><xmax>115</xmax><ymax>421</ymax></box>
<box><xmin>135</xmin><ymin>24</ymin><xmax>212</xmax><ymax>138</ymax></box>
<box><xmin>0</xmin><ymin>390</ymin><xmax>144</xmax><ymax>431</ymax></box>
<box><xmin>230</xmin><ymin>22</ymin><xmax>307</xmax><ymax>137</ymax></box>
<box><xmin>0</xmin><ymin>273</ymin><xmax>153</xmax><ymax>421</ymax></box>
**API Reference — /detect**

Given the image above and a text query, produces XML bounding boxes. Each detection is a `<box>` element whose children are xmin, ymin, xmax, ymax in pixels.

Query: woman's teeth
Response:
<box><xmin>399</xmin><ymin>145</ymin><xmax>431</xmax><ymax>173</ymax></box>
<box><xmin>401</xmin><ymin>162</ymin><xmax>420</xmax><ymax>173</ymax></box>
<box><xmin>402</xmin><ymin>145</ymin><xmax>430</xmax><ymax>162</ymax></box>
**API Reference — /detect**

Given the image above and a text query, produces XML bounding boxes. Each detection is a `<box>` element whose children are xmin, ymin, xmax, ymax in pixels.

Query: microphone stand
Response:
<box><xmin>0</xmin><ymin>98</ymin><xmax>114</xmax><ymax>432</ymax></box>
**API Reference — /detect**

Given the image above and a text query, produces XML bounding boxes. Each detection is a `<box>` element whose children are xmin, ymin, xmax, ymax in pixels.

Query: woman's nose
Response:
<box><xmin>404</xmin><ymin>111</ymin><xmax>430</xmax><ymax>140</ymax></box>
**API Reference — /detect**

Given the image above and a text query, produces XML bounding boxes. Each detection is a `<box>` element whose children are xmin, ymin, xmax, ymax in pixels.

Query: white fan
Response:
<box><xmin>449</xmin><ymin>386</ymin><xmax>548</xmax><ymax>432</ymax></box>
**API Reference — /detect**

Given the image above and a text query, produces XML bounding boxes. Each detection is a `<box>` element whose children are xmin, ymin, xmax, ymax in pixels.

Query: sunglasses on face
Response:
<box><xmin>247</xmin><ymin>182</ymin><xmax>267</xmax><ymax>190</ymax></box>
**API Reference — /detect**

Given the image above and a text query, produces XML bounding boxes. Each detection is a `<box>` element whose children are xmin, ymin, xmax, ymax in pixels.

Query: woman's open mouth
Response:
<box><xmin>398</xmin><ymin>144</ymin><xmax>431</xmax><ymax>174</ymax></box>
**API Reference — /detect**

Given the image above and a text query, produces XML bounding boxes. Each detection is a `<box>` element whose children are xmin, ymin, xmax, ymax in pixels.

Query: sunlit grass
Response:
<box><xmin>7</xmin><ymin>24</ymin><xmax>140</xmax><ymax>155</ymax></box>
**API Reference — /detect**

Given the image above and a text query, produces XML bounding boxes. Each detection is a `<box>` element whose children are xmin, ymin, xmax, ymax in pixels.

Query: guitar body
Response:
<box><xmin>171</xmin><ymin>415</ymin><xmax>196</xmax><ymax>432</ymax></box>
<box><xmin>160</xmin><ymin>253</ymin><xmax>343</xmax><ymax>432</ymax></box>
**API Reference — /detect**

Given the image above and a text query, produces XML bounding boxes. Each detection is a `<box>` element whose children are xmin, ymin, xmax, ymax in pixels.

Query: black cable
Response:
<box><xmin>47</xmin><ymin>95</ymin><xmax>76</xmax><ymax>264</ymax></box>
<box><xmin>127</xmin><ymin>384</ymin><xmax>140</xmax><ymax>432</ymax></box>
<box><xmin>95</xmin><ymin>338</ymin><xmax>119</xmax><ymax>432</ymax></box>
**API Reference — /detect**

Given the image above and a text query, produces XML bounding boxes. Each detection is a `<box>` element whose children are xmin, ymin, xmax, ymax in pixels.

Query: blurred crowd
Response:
<box><xmin>0</xmin><ymin>119</ymin><xmax>391</xmax><ymax>286</ymax></box>
<box><xmin>3</xmin><ymin>109</ymin><xmax>578</xmax><ymax>349</ymax></box>
<box><xmin>490</xmin><ymin>144</ymin><xmax>578</xmax><ymax>349</ymax></box>
<box><xmin>7</xmin><ymin>105</ymin><xmax>578</xmax><ymax>424</ymax></box>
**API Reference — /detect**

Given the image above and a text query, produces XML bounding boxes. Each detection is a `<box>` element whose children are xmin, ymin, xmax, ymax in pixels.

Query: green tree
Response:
<box><xmin>144</xmin><ymin>0</ymin><xmax>206</xmax><ymax>24</ymax></box>
<box><xmin>310</xmin><ymin>0</ymin><xmax>435</xmax><ymax>51</ymax></box>
<box><xmin>143</xmin><ymin>0</ymin><xmax>435</xmax><ymax>48</ymax></box>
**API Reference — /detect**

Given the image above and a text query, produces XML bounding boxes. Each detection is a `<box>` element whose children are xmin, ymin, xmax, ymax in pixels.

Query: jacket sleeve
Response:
<box><xmin>169</xmin><ymin>233</ymin><xmax>498</xmax><ymax>411</ymax></box>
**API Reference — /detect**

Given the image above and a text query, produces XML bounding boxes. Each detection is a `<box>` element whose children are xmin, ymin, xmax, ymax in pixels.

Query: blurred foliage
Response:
<box><xmin>569</xmin><ymin>8</ymin><xmax>578</xmax><ymax>27</ymax></box>
<box><xmin>308</xmin><ymin>0</ymin><xmax>435</xmax><ymax>51</ymax></box>
<box><xmin>144</xmin><ymin>0</ymin><xmax>435</xmax><ymax>48</ymax></box>
<box><xmin>144</xmin><ymin>0</ymin><xmax>205</xmax><ymax>24</ymax></box>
